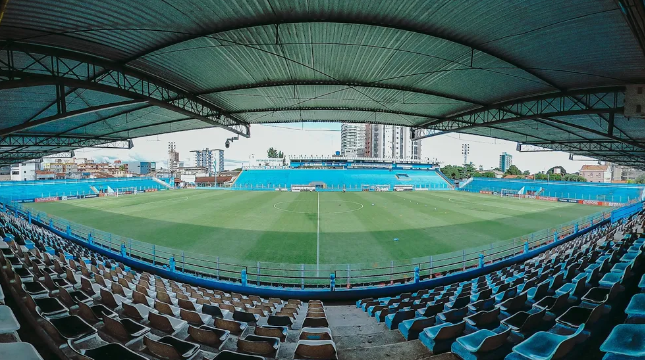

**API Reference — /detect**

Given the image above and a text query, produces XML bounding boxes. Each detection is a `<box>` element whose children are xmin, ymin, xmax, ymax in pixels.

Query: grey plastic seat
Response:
<box><xmin>0</xmin><ymin>305</ymin><xmax>20</xmax><ymax>335</ymax></box>
<box><xmin>0</xmin><ymin>342</ymin><xmax>44</xmax><ymax>360</ymax></box>
<box><xmin>77</xmin><ymin>343</ymin><xmax>147</xmax><ymax>360</ymax></box>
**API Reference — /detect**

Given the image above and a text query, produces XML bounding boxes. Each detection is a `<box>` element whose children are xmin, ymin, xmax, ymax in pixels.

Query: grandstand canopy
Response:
<box><xmin>1</xmin><ymin>0</ymin><xmax>645</xmax><ymax>167</ymax></box>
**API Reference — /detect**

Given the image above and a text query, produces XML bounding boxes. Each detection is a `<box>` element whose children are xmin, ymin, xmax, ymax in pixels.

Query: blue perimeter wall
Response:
<box><xmin>12</xmin><ymin>203</ymin><xmax>629</xmax><ymax>301</ymax></box>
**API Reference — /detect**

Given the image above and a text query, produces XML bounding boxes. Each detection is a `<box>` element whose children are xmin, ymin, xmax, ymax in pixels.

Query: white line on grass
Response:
<box><xmin>317</xmin><ymin>191</ymin><xmax>320</xmax><ymax>277</ymax></box>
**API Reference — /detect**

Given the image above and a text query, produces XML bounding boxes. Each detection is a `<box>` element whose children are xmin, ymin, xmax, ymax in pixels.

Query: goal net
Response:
<box><xmin>500</xmin><ymin>189</ymin><xmax>520</xmax><ymax>198</ymax></box>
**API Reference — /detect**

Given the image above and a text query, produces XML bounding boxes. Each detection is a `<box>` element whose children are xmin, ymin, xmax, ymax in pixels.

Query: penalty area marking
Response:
<box><xmin>273</xmin><ymin>200</ymin><xmax>364</xmax><ymax>214</ymax></box>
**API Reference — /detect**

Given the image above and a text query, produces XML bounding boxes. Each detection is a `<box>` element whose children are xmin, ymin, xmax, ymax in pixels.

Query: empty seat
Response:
<box><xmin>144</xmin><ymin>335</ymin><xmax>200</xmax><ymax>360</ymax></box>
<box><xmin>0</xmin><ymin>305</ymin><xmax>20</xmax><ymax>338</ymax></box>
<box><xmin>215</xmin><ymin>318</ymin><xmax>248</xmax><ymax>335</ymax></box>
<box><xmin>294</xmin><ymin>340</ymin><xmax>337</xmax><ymax>360</ymax></box>
<box><xmin>419</xmin><ymin>321</ymin><xmax>465</xmax><ymax>354</ymax></box>
<box><xmin>148</xmin><ymin>311</ymin><xmax>187</xmax><ymax>335</ymax></box>
<box><xmin>76</xmin><ymin>302</ymin><xmax>117</xmax><ymax>323</ymax></box>
<box><xmin>507</xmin><ymin>325</ymin><xmax>586</xmax><ymax>360</ymax></box>
<box><xmin>76</xmin><ymin>343</ymin><xmax>147</xmax><ymax>360</ymax></box>
<box><xmin>188</xmin><ymin>325</ymin><xmax>230</xmax><ymax>348</ymax></box>
<box><xmin>303</xmin><ymin>317</ymin><xmax>329</xmax><ymax>328</ymax></box>
<box><xmin>555</xmin><ymin>305</ymin><xmax>606</xmax><ymax>329</ymax></box>
<box><xmin>25</xmin><ymin>294</ymin><xmax>68</xmax><ymax>318</ymax></box>
<box><xmin>237</xmin><ymin>335</ymin><xmax>280</xmax><ymax>356</ymax></box>
<box><xmin>256</xmin><ymin>325</ymin><xmax>287</xmax><ymax>342</ymax></box>
<box><xmin>233</xmin><ymin>310</ymin><xmax>260</xmax><ymax>323</ymax></box>
<box><xmin>202</xmin><ymin>304</ymin><xmax>227</xmax><ymax>319</ymax></box>
<box><xmin>213</xmin><ymin>350</ymin><xmax>264</xmax><ymax>359</ymax></box>
<box><xmin>384</xmin><ymin>309</ymin><xmax>415</xmax><ymax>330</ymax></box>
<box><xmin>122</xmin><ymin>302</ymin><xmax>155</xmax><ymax>321</ymax></box>
<box><xmin>267</xmin><ymin>315</ymin><xmax>293</xmax><ymax>328</ymax></box>
<box><xmin>103</xmin><ymin>315</ymin><xmax>150</xmax><ymax>344</ymax></box>
<box><xmin>500</xmin><ymin>308</ymin><xmax>546</xmax><ymax>339</ymax></box>
<box><xmin>41</xmin><ymin>315</ymin><xmax>97</xmax><ymax>345</ymax></box>
<box><xmin>299</xmin><ymin>327</ymin><xmax>332</xmax><ymax>341</ymax></box>
<box><xmin>0</xmin><ymin>342</ymin><xmax>45</xmax><ymax>360</ymax></box>
<box><xmin>437</xmin><ymin>306</ymin><xmax>468</xmax><ymax>324</ymax></box>
<box><xmin>600</xmin><ymin>324</ymin><xmax>645</xmax><ymax>359</ymax></box>
<box><xmin>465</xmin><ymin>308</ymin><xmax>500</xmax><ymax>331</ymax></box>
<box><xmin>180</xmin><ymin>308</ymin><xmax>212</xmax><ymax>326</ymax></box>
<box><xmin>451</xmin><ymin>328</ymin><xmax>511</xmax><ymax>360</ymax></box>
<box><xmin>398</xmin><ymin>317</ymin><xmax>435</xmax><ymax>340</ymax></box>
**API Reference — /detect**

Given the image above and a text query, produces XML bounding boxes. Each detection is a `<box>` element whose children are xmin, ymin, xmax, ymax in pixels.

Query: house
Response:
<box><xmin>580</xmin><ymin>164</ymin><xmax>612</xmax><ymax>183</ymax></box>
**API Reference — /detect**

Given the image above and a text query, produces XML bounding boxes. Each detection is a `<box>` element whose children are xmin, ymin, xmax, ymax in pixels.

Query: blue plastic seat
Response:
<box><xmin>620</xmin><ymin>251</ymin><xmax>640</xmax><ymax>263</ymax></box>
<box><xmin>600</xmin><ymin>324</ymin><xmax>645</xmax><ymax>358</ymax></box>
<box><xmin>419</xmin><ymin>321</ymin><xmax>465</xmax><ymax>354</ymax></box>
<box><xmin>625</xmin><ymin>294</ymin><xmax>645</xmax><ymax>321</ymax></box>
<box><xmin>599</xmin><ymin>262</ymin><xmax>632</xmax><ymax>289</ymax></box>
<box><xmin>452</xmin><ymin>328</ymin><xmax>511</xmax><ymax>360</ymax></box>
<box><xmin>437</xmin><ymin>306</ymin><xmax>468</xmax><ymax>324</ymax></box>
<box><xmin>611</xmin><ymin>261</ymin><xmax>634</xmax><ymax>274</ymax></box>
<box><xmin>384</xmin><ymin>309</ymin><xmax>415</xmax><ymax>330</ymax></box>
<box><xmin>470</xmin><ymin>289</ymin><xmax>492</xmax><ymax>303</ymax></box>
<box><xmin>398</xmin><ymin>316</ymin><xmax>436</xmax><ymax>340</ymax></box>
<box><xmin>509</xmin><ymin>325</ymin><xmax>586</xmax><ymax>360</ymax></box>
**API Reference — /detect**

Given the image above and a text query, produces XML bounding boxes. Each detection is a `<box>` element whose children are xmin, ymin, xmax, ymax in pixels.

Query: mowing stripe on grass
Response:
<box><xmin>317</xmin><ymin>191</ymin><xmax>320</xmax><ymax>276</ymax></box>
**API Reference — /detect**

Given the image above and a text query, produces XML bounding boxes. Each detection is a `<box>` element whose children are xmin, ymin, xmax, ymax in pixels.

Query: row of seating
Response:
<box><xmin>356</xmin><ymin>212</ymin><xmax>645</xmax><ymax>359</ymax></box>
<box><xmin>0</xmin><ymin>211</ymin><xmax>338</xmax><ymax>360</ymax></box>
<box><xmin>0</xmin><ymin>259</ymin><xmax>46</xmax><ymax>360</ymax></box>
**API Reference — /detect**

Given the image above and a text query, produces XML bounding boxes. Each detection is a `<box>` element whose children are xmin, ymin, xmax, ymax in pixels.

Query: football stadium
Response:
<box><xmin>2</xmin><ymin>1</ymin><xmax>645</xmax><ymax>360</ymax></box>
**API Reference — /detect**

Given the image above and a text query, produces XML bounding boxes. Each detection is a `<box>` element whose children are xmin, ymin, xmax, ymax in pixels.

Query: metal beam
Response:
<box><xmin>198</xmin><ymin>80</ymin><xmax>484</xmax><ymax>106</ymax></box>
<box><xmin>0</xmin><ymin>150</ymin><xmax>71</xmax><ymax>161</ymax></box>
<box><xmin>0</xmin><ymin>100</ymin><xmax>145</xmax><ymax>136</ymax></box>
<box><xmin>229</xmin><ymin>106</ymin><xmax>435</xmax><ymax>120</ymax></box>
<box><xmin>0</xmin><ymin>42</ymin><xmax>250</xmax><ymax>137</ymax></box>
<box><xmin>0</xmin><ymin>135</ymin><xmax>133</xmax><ymax>149</ymax></box>
<box><xmin>518</xmin><ymin>141</ymin><xmax>645</xmax><ymax>153</ymax></box>
<box><xmin>419</xmin><ymin>88</ymin><xmax>623</xmax><ymax>131</ymax></box>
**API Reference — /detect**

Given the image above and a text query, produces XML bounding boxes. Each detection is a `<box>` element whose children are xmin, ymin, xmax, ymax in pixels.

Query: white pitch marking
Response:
<box><xmin>317</xmin><ymin>192</ymin><xmax>320</xmax><ymax>277</ymax></box>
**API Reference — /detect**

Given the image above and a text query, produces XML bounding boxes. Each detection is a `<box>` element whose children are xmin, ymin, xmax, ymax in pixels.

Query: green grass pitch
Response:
<box><xmin>25</xmin><ymin>190</ymin><xmax>607</xmax><ymax>265</ymax></box>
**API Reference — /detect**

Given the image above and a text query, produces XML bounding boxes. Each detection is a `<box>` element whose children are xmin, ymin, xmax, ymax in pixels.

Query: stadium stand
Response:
<box><xmin>0</xmin><ymin>211</ymin><xmax>336</xmax><ymax>360</ymax></box>
<box><xmin>0</xmin><ymin>178</ymin><xmax>173</xmax><ymax>202</ymax></box>
<box><xmin>233</xmin><ymin>169</ymin><xmax>452</xmax><ymax>190</ymax></box>
<box><xmin>462</xmin><ymin>178</ymin><xmax>644</xmax><ymax>204</ymax></box>
<box><xmin>354</xmin><ymin>211</ymin><xmax>645</xmax><ymax>359</ymax></box>
<box><xmin>0</xmin><ymin>191</ymin><xmax>644</xmax><ymax>359</ymax></box>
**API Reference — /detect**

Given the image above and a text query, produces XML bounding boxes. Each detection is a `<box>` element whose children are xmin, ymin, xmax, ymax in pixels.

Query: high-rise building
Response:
<box><xmin>499</xmin><ymin>152</ymin><xmax>513</xmax><ymax>172</ymax></box>
<box><xmin>168</xmin><ymin>142</ymin><xmax>179</xmax><ymax>173</ymax></box>
<box><xmin>191</xmin><ymin>148</ymin><xmax>225</xmax><ymax>175</ymax></box>
<box><xmin>340</xmin><ymin>123</ymin><xmax>366</xmax><ymax>157</ymax></box>
<box><xmin>366</xmin><ymin>124</ymin><xmax>420</xmax><ymax>159</ymax></box>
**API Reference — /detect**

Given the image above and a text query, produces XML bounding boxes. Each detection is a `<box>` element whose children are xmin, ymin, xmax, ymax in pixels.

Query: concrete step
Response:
<box><xmin>337</xmin><ymin>340</ymin><xmax>433</xmax><ymax>360</ymax></box>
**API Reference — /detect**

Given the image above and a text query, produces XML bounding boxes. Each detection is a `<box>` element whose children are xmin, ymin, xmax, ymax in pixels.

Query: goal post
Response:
<box><xmin>500</xmin><ymin>189</ymin><xmax>520</xmax><ymax>198</ymax></box>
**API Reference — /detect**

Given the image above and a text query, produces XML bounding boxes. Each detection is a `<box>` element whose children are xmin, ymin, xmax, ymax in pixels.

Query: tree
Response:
<box><xmin>635</xmin><ymin>174</ymin><xmax>645</xmax><ymax>184</ymax></box>
<box><xmin>504</xmin><ymin>165</ymin><xmax>522</xmax><ymax>176</ymax></box>
<box><xmin>547</xmin><ymin>166</ymin><xmax>567</xmax><ymax>175</ymax></box>
<box><xmin>267</xmin><ymin>147</ymin><xmax>284</xmax><ymax>158</ymax></box>
<box><xmin>440</xmin><ymin>165</ymin><xmax>462</xmax><ymax>179</ymax></box>
<box><xmin>523</xmin><ymin>170</ymin><xmax>530</xmax><ymax>175</ymax></box>
<box><xmin>534</xmin><ymin>173</ymin><xmax>548</xmax><ymax>180</ymax></box>
<box><xmin>482</xmin><ymin>171</ymin><xmax>496</xmax><ymax>178</ymax></box>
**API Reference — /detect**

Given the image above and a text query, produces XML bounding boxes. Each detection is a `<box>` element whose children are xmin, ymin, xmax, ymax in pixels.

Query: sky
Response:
<box><xmin>73</xmin><ymin>122</ymin><xmax>600</xmax><ymax>174</ymax></box>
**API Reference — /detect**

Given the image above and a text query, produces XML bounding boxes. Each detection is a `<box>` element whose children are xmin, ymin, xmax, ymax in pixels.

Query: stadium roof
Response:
<box><xmin>1</xmin><ymin>0</ymin><xmax>645</xmax><ymax>167</ymax></box>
